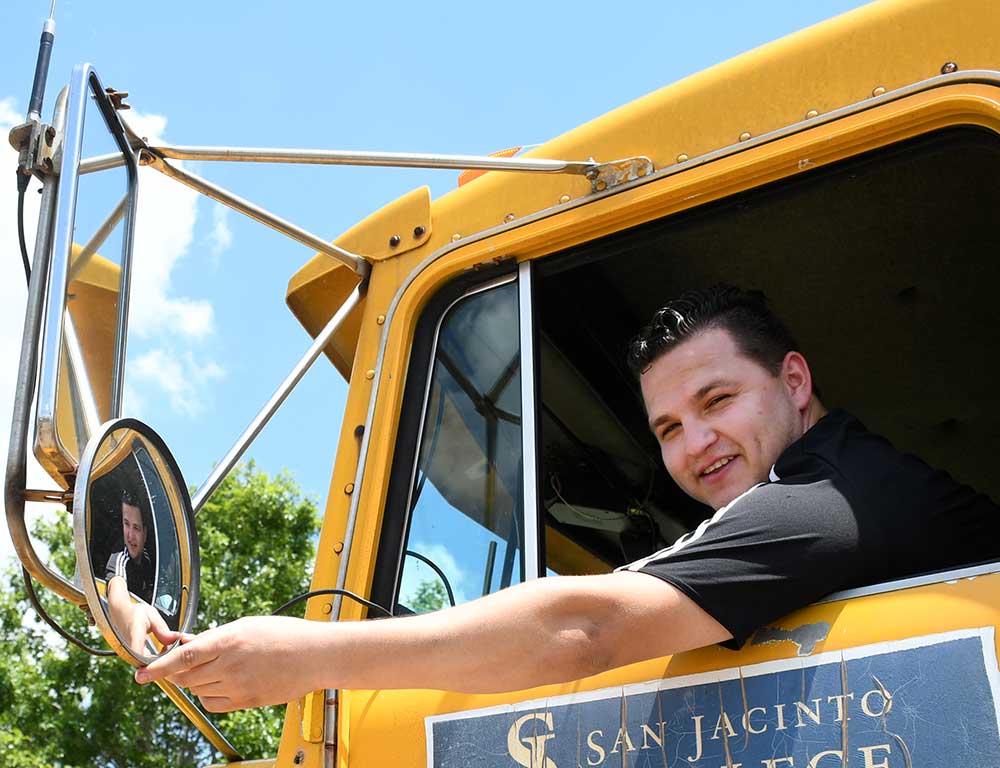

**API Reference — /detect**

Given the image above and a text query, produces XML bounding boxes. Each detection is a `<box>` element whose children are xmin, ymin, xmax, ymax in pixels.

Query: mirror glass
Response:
<box><xmin>74</xmin><ymin>419</ymin><xmax>199</xmax><ymax>663</ymax></box>
<box><xmin>35</xmin><ymin>66</ymin><xmax>138</xmax><ymax>485</ymax></box>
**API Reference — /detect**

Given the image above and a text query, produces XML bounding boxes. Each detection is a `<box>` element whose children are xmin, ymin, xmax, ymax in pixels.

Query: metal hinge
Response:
<box><xmin>324</xmin><ymin>690</ymin><xmax>338</xmax><ymax>767</ymax></box>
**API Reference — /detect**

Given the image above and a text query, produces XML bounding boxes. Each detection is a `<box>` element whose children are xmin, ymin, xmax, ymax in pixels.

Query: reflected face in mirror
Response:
<box><xmin>76</xmin><ymin>420</ymin><xmax>199</xmax><ymax>662</ymax></box>
<box><xmin>122</xmin><ymin>491</ymin><xmax>146</xmax><ymax>560</ymax></box>
<box><xmin>121</xmin><ymin>494</ymin><xmax>147</xmax><ymax>560</ymax></box>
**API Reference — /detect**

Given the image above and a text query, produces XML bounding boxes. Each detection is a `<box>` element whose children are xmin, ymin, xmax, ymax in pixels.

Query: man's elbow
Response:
<box><xmin>548</xmin><ymin>619</ymin><xmax>620</xmax><ymax>680</ymax></box>
<box><xmin>537</xmin><ymin>579</ymin><xmax>649</xmax><ymax>680</ymax></box>
<box><xmin>539</xmin><ymin>572</ymin><xmax>730</xmax><ymax>681</ymax></box>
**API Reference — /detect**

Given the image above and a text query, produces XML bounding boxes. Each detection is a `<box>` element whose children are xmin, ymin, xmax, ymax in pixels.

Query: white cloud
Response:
<box><xmin>0</xmin><ymin>97</ymin><xmax>21</xmax><ymax>126</ymax></box>
<box><xmin>125</xmin><ymin>111</ymin><xmax>216</xmax><ymax>341</ymax></box>
<box><xmin>119</xmin><ymin>111</ymin><xmax>226</xmax><ymax>418</ymax></box>
<box><xmin>129</xmin><ymin>347</ymin><xmax>225</xmax><ymax>418</ymax></box>
<box><xmin>208</xmin><ymin>203</ymin><xmax>233</xmax><ymax>261</ymax></box>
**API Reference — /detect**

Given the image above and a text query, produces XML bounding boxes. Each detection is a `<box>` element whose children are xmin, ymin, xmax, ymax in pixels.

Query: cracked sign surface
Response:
<box><xmin>426</xmin><ymin>628</ymin><xmax>1000</xmax><ymax>768</ymax></box>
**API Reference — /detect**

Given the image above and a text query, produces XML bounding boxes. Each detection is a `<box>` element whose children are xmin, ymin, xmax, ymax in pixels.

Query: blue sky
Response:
<box><xmin>0</xmin><ymin>0</ymin><xmax>872</xmax><ymax>569</ymax></box>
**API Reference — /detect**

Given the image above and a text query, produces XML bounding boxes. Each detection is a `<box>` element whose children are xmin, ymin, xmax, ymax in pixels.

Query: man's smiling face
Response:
<box><xmin>641</xmin><ymin>327</ymin><xmax>810</xmax><ymax>510</ymax></box>
<box><xmin>122</xmin><ymin>501</ymin><xmax>146</xmax><ymax>559</ymax></box>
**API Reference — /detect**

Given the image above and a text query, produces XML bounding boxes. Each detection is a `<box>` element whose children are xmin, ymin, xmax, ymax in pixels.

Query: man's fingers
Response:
<box><xmin>147</xmin><ymin>608</ymin><xmax>178</xmax><ymax>645</ymax></box>
<box><xmin>198</xmin><ymin>695</ymin><xmax>237</xmax><ymax>713</ymax></box>
<box><xmin>130</xmin><ymin>621</ymin><xmax>148</xmax><ymax>655</ymax></box>
<box><xmin>188</xmin><ymin>679</ymin><xmax>227</xmax><ymax>697</ymax></box>
<box><xmin>168</xmin><ymin>663</ymin><xmax>223</xmax><ymax>691</ymax></box>
<box><xmin>136</xmin><ymin>637</ymin><xmax>218</xmax><ymax>684</ymax></box>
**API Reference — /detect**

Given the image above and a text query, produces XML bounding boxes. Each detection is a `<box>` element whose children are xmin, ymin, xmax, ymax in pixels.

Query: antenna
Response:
<box><xmin>26</xmin><ymin>1</ymin><xmax>57</xmax><ymax>123</ymax></box>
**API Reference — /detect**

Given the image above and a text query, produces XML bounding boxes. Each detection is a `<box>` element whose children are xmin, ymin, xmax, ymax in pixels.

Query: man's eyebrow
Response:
<box><xmin>647</xmin><ymin>379</ymin><xmax>736</xmax><ymax>430</ymax></box>
<box><xmin>693</xmin><ymin>379</ymin><xmax>736</xmax><ymax>403</ymax></box>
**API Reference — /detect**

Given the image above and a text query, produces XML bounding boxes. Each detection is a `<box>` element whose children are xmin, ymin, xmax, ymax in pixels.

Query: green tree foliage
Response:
<box><xmin>408</xmin><ymin>579</ymin><xmax>448</xmax><ymax>613</ymax></box>
<box><xmin>0</xmin><ymin>463</ymin><xmax>320</xmax><ymax>767</ymax></box>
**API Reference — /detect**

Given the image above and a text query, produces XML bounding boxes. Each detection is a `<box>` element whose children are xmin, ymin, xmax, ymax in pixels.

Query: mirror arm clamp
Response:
<box><xmin>9</xmin><ymin>119</ymin><xmax>60</xmax><ymax>180</ymax></box>
<box><xmin>21</xmin><ymin>488</ymin><xmax>73</xmax><ymax>504</ymax></box>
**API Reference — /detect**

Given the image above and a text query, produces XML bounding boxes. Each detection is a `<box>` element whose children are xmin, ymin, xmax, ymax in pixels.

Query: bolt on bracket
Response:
<box><xmin>587</xmin><ymin>156</ymin><xmax>655</xmax><ymax>192</ymax></box>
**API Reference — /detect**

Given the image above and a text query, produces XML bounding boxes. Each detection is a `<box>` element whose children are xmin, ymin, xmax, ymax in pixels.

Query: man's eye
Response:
<box><xmin>660</xmin><ymin>423</ymin><xmax>679</xmax><ymax>439</ymax></box>
<box><xmin>707</xmin><ymin>394</ymin><xmax>731</xmax><ymax>408</ymax></box>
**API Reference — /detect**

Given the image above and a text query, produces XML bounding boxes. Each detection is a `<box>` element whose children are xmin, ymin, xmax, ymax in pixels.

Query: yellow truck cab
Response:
<box><xmin>7</xmin><ymin>0</ymin><xmax>1000</xmax><ymax>766</ymax></box>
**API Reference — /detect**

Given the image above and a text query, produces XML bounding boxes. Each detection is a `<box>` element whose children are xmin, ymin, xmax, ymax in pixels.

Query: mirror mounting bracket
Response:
<box><xmin>21</xmin><ymin>488</ymin><xmax>73</xmax><ymax>504</ymax></box>
<box><xmin>9</xmin><ymin>119</ymin><xmax>61</xmax><ymax>178</ymax></box>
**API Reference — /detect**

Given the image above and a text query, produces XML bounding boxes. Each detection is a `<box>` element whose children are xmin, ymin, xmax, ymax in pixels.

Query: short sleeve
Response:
<box><xmin>619</xmin><ymin>479</ymin><xmax>865</xmax><ymax>649</ymax></box>
<box><xmin>105</xmin><ymin>552</ymin><xmax>126</xmax><ymax>582</ymax></box>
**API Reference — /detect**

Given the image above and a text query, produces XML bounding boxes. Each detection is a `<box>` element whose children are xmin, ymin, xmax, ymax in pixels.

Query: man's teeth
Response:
<box><xmin>702</xmin><ymin>457</ymin><xmax>734</xmax><ymax>476</ymax></box>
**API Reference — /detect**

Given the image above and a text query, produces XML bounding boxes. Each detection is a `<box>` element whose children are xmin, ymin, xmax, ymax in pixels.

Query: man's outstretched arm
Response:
<box><xmin>136</xmin><ymin>571</ymin><xmax>730</xmax><ymax>712</ymax></box>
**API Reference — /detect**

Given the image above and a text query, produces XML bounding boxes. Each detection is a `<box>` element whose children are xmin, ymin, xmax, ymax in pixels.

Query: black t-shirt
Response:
<box><xmin>620</xmin><ymin>409</ymin><xmax>1000</xmax><ymax>648</ymax></box>
<box><xmin>105</xmin><ymin>549</ymin><xmax>154</xmax><ymax>605</ymax></box>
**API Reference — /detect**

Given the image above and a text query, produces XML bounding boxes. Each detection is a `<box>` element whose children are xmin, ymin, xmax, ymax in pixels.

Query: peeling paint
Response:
<box><xmin>751</xmin><ymin>621</ymin><xmax>831</xmax><ymax>656</ymax></box>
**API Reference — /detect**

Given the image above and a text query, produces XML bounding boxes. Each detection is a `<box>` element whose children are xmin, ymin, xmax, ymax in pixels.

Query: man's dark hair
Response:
<box><xmin>627</xmin><ymin>285</ymin><xmax>802</xmax><ymax>377</ymax></box>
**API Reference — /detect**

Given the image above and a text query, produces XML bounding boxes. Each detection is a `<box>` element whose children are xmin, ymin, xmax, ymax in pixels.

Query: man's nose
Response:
<box><xmin>684</xmin><ymin>420</ymin><xmax>717</xmax><ymax>457</ymax></box>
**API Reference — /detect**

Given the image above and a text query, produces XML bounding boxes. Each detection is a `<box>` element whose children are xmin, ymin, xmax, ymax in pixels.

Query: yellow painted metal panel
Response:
<box><xmin>285</xmin><ymin>187</ymin><xmax>432</xmax><ymax>380</ymax></box>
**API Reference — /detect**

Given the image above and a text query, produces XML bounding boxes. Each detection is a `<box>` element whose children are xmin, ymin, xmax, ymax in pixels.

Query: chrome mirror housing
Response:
<box><xmin>73</xmin><ymin>419</ymin><xmax>199</xmax><ymax>665</ymax></box>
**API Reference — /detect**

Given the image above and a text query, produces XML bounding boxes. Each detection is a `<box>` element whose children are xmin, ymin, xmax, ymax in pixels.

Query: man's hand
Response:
<box><xmin>106</xmin><ymin>575</ymin><xmax>179</xmax><ymax>655</ymax></box>
<box><xmin>135</xmin><ymin>616</ymin><xmax>322</xmax><ymax>712</ymax></box>
<box><xmin>125</xmin><ymin>601</ymin><xmax>179</xmax><ymax>655</ymax></box>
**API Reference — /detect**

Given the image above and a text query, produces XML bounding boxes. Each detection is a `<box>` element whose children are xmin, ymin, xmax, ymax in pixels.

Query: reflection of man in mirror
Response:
<box><xmin>105</xmin><ymin>489</ymin><xmax>154</xmax><ymax>604</ymax></box>
<box><xmin>104</xmin><ymin>488</ymin><xmax>176</xmax><ymax>654</ymax></box>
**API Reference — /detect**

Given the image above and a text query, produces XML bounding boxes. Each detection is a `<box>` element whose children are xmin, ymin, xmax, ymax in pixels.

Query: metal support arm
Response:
<box><xmin>145</xmin><ymin>153</ymin><xmax>370</xmax><ymax>277</ymax></box>
<box><xmin>150</xmin><ymin>144</ymin><xmax>598</xmax><ymax>174</ymax></box>
<box><xmin>192</xmin><ymin>281</ymin><xmax>367</xmax><ymax>514</ymax></box>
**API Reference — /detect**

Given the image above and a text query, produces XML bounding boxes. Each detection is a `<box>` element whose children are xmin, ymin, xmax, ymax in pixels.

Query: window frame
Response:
<box><xmin>371</xmin><ymin>262</ymin><xmax>543</xmax><ymax>614</ymax></box>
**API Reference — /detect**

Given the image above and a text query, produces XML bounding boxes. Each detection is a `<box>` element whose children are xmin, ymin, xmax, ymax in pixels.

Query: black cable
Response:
<box><xmin>17</xmin><ymin>173</ymin><xmax>31</xmax><ymax>284</ymax></box>
<box><xmin>21</xmin><ymin>567</ymin><xmax>115</xmax><ymax>657</ymax></box>
<box><xmin>271</xmin><ymin>588</ymin><xmax>392</xmax><ymax>619</ymax></box>
<box><xmin>403</xmin><ymin>549</ymin><xmax>457</xmax><ymax>608</ymax></box>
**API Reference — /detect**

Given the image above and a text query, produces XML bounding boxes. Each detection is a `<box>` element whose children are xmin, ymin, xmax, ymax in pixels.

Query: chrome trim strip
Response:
<box><xmin>192</xmin><ymin>281</ymin><xmax>366</xmax><ymax>514</ymax></box>
<box><xmin>653</xmin><ymin>70</ymin><xmax>1000</xmax><ymax>184</ymax></box>
<box><xmin>518</xmin><ymin>262</ymin><xmax>540</xmax><ymax>580</ymax></box>
<box><xmin>814</xmin><ymin>561</ymin><xmax>1000</xmax><ymax>605</ymax></box>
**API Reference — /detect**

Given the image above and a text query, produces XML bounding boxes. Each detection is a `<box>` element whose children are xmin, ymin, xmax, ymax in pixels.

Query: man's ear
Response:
<box><xmin>780</xmin><ymin>351</ymin><xmax>813</xmax><ymax>411</ymax></box>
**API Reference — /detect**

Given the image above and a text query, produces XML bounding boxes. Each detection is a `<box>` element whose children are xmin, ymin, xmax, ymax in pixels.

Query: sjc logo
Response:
<box><xmin>507</xmin><ymin>712</ymin><xmax>557</xmax><ymax>768</ymax></box>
